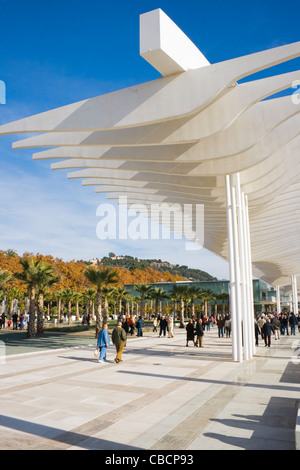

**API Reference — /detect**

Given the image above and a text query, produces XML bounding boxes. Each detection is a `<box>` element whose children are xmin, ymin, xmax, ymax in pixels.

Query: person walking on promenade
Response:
<box><xmin>97</xmin><ymin>323</ymin><xmax>110</xmax><ymax>363</ymax></box>
<box><xmin>19</xmin><ymin>314</ymin><xmax>25</xmax><ymax>330</ymax></box>
<box><xmin>225</xmin><ymin>315</ymin><xmax>231</xmax><ymax>338</ymax></box>
<box><xmin>0</xmin><ymin>312</ymin><xmax>6</xmax><ymax>329</ymax></box>
<box><xmin>159</xmin><ymin>315</ymin><xmax>168</xmax><ymax>337</ymax></box>
<box><xmin>254</xmin><ymin>319</ymin><xmax>260</xmax><ymax>346</ymax></box>
<box><xmin>217</xmin><ymin>316</ymin><xmax>225</xmax><ymax>338</ymax></box>
<box><xmin>112</xmin><ymin>320</ymin><xmax>127</xmax><ymax>363</ymax></box>
<box><xmin>289</xmin><ymin>312</ymin><xmax>298</xmax><ymax>336</ymax></box>
<box><xmin>12</xmin><ymin>312</ymin><xmax>18</xmax><ymax>330</ymax></box>
<box><xmin>257</xmin><ymin>314</ymin><xmax>266</xmax><ymax>340</ymax></box>
<box><xmin>136</xmin><ymin>316</ymin><xmax>143</xmax><ymax>337</ymax></box>
<box><xmin>128</xmin><ymin>315</ymin><xmax>135</xmax><ymax>336</ymax></box>
<box><xmin>271</xmin><ymin>315</ymin><xmax>281</xmax><ymax>340</ymax></box>
<box><xmin>167</xmin><ymin>315</ymin><xmax>174</xmax><ymax>338</ymax></box>
<box><xmin>122</xmin><ymin>317</ymin><xmax>129</xmax><ymax>335</ymax></box>
<box><xmin>281</xmin><ymin>314</ymin><xmax>289</xmax><ymax>335</ymax></box>
<box><xmin>195</xmin><ymin>318</ymin><xmax>204</xmax><ymax>347</ymax></box>
<box><xmin>262</xmin><ymin>318</ymin><xmax>275</xmax><ymax>347</ymax></box>
<box><xmin>186</xmin><ymin>318</ymin><xmax>195</xmax><ymax>346</ymax></box>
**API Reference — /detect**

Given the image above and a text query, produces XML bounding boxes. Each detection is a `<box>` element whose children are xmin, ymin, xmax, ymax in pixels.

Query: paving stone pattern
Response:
<box><xmin>0</xmin><ymin>328</ymin><xmax>299</xmax><ymax>450</ymax></box>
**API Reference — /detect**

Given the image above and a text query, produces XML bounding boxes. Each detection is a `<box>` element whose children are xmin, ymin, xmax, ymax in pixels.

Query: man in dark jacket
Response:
<box><xmin>159</xmin><ymin>315</ymin><xmax>168</xmax><ymax>337</ymax></box>
<box><xmin>195</xmin><ymin>318</ymin><xmax>204</xmax><ymax>347</ymax></box>
<box><xmin>262</xmin><ymin>319</ymin><xmax>275</xmax><ymax>347</ymax></box>
<box><xmin>112</xmin><ymin>321</ymin><xmax>127</xmax><ymax>363</ymax></box>
<box><xmin>186</xmin><ymin>319</ymin><xmax>195</xmax><ymax>346</ymax></box>
<box><xmin>289</xmin><ymin>313</ymin><xmax>298</xmax><ymax>336</ymax></box>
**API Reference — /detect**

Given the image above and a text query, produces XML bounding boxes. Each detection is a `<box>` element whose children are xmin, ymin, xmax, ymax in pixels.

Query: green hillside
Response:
<box><xmin>99</xmin><ymin>254</ymin><xmax>218</xmax><ymax>282</ymax></box>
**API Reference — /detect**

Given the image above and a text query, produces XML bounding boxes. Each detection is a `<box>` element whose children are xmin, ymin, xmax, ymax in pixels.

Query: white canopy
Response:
<box><xmin>1</xmin><ymin>8</ymin><xmax>299</xmax><ymax>291</ymax></box>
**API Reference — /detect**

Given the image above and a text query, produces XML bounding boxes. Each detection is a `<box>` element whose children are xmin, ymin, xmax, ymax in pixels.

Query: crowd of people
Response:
<box><xmin>255</xmin><ymin>312</ymin><xmax>299</xmax><ymax>347</ymax></box>
<box><xmin>1</xmin><ymin>307</ymin><xmax>299</xmax><ymax>364</ymax></box>
<box><xmin>0</xmin><ymin>312</ymin><xmax>29</xmax><ymax>330</ymax></box>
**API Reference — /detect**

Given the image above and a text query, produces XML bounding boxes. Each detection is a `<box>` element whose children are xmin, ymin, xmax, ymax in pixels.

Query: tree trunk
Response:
<box><xmin>140</xmin><ymin>296</ymin><xmax>145</xmax><ymax>318</ymax></box>
<box><xmin>57</xmin><ymin>298</ymin><xmax>62</xmax><ymax>322</ymax></box>
<box><xmin>75</xmin><ymin>301</ymin><xmax>80</xmax><ymax>321</ymax></box>
<box><xmin>27</xmin><ymin>286</ymin><xmax>36</xmax><ymax>338</ymax></box>
<box><xmin>191</xmin><ymin>299</ymin><xmax>195</xmax><ymax>318</ymax></box>
<box><xmin>67</xmin><ymin>301</ymin><xmax>72</xmax><ymax>324</ymax></box>
<box><xmin>179</xmin><ymin>297</ymin><xmax>185</xmax><ymax>328</ymax></box>
<box><xmin>37</xmin><ymin>291</ymin><xmax>44</xmax><ymax>336</ymax></box>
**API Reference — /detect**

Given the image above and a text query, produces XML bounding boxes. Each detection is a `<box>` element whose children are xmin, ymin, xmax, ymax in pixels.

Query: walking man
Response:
<box><xmin>262</xmin><ymin>318</ymin><xmax>275</xmax><ymax>347</ymax></box>
<box><xmin>112</xmin><ymin>320</ymin><xmax>127</xmax><ymax>363</ymax></box>
<box><xmin>289</xmin><ymin>312</ymin><xmax>298</xmax><ymax>336</ymax></box>
<box><xmin>159</xmin><ymin>315</ymin><xmax>168</xmax><ymax>337</ymax></box>
<box><xmin>97</xmin><ymin>323</ymin><xmax>110</xmax><ymax>363</ymax></box>
<box><xmin>195</xmin><ymin>318</ymin><xmax>204</xmax><ymax>347</ymax></box>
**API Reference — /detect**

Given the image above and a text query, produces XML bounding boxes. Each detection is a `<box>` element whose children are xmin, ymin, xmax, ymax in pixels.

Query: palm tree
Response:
<box><xmin>114</xmin><ymin>286</ymin><xmax>129</xmax><ymax>316</ymax></box>
<box><xmin>0</xmin><ymin>270</ymin><xmax>13</xmax><ymax>315</ymax></box>
<box><xmin>60</xmin><ymin>288</ymin><xmax>75</xmax><ymax>324</ymax></box>
<box><xmin>0</xmin><ymin>270</ymin><xmax>13</xmax><ymax>291</ymax></box>
<box><xmin>14</xmin><ymin>258</ymin><xmax>44</xmax><ymax>338</ymax></box>
<box><xmin>186</xmin><ymin>286</ymin><xmax>204</xmax><ymax>318</ymax></box>
<box><xmin>169</xmin><ymin>284</ymin><xmax>190</xmax><ymax>328</ymax></box>
<box><xmin>217</xmin><ymin>292</ymin><xmax>229</xmax><ymax>315</ymax></box>
<box><xmin>36</xmin><ymin>264</ymin><xmax>60</xmax><ymax>336</ymax></box>
<box><xmin>102</xmin><ymin>285</ymin><xmax>114</xmax><ymax>324</ymax></box>
<box><xmin>84</xmin><ymin>266</ymin><xmax>119</xmax><ymax>336</ymax></box>
<box><xmin>83</xmin><ymin>288</ymin><xmax>96</xmax><ymax>321</ymax></box>
<box><xmin>72</xmin><ymin>292</ymin><xmax>83</xmax><ymax>321</ymax></box>
<box><xmin>151</xmin><ymin>287</ymin><xmax>169</xmax><ymax>317</ymax></box>
<box><xmin>199</xmin><ymin>289</ymin><xmax>216</xmax><ymax>317</ymax></box>
<box><xmin>7</xmin><ymin>286</ymin><xmax>23</xmax><ymax>316</ymax></box>
<box><xmin>56</xmin><ymin>290</ymin><xmax>65</xmax><ymax>323</ymax></box>
<box><xmin>134</xmin><ymin>284</ymin><xmax>154</xmax><ymax>319</ymax></box>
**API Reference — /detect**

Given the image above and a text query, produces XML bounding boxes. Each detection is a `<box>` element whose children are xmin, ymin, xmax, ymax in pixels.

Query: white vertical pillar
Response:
<box><xmin>236</xmin><ymin>174</ymin><xmax>250</xmax><ymax>361</ymax></box>
<box><xmin>292</xmin><ymin>275</ymin><xmax>298</xmax><ymax>314</ymax></box>
<box><xmin>230</xmin><ymin>174</ymin><xmax>243</xmax><ymax>362</ymax></box>
<box><xmin>244</xmin><ymin>193</ymin><xmax>255</xmax><ymax>357</ymax></box>
<box><xmin>226</xmin><ymin>175</ymin><xmax>238</xmax><ymax>362</ymax></box>
<box><xmin>295</xmin><ymin>277</ymin><xmax>298</xmax><ymax>314</ymax></box>
<box><xmin>276</xmin><ymin>285</ymin><xmax>281</xmax><ymax>315</ymax></box>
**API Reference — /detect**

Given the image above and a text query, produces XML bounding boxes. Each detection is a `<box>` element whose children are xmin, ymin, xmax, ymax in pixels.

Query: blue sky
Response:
<box><xmin>0</xmin><ymin>0</ymin><xmax>299</xmax><ymax>279</ymax></box>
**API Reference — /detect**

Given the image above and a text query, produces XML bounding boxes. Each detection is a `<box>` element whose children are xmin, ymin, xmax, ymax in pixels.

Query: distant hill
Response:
<box><xmin>94</xmin><ymin>255</ymin><xmax>218</xmax><ymax>282</ymax></box>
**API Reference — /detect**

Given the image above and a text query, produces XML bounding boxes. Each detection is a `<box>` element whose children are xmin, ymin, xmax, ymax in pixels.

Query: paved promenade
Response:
<box><xmin>0</xmin><ymin>327</ymin><xmax>299</xmax><ymax>450</ymax></box>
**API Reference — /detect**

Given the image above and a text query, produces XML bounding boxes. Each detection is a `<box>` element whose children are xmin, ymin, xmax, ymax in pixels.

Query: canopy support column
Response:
<box><xmin>226</xmin><ymin>173</ymin><xmax>255</xmax><ymax>362</ymax></box>
<box><xmin>276</xmin><ymin>286</ymin><xmax>281</xmax><ymax>315</ymax></box>
<box><xmin>226</xmin><ymin>174</ymin><xmax>243</xmax><ymax>362</ymax></box>
<box><xmin>243</xmin><ymin>192</ymin><xmax>255</xmax><ymax>358</ymax></box>
<box><xmin>292</xmin><ymin>275</ymin><xmax>298</xmax><ymax>314</ymax></box>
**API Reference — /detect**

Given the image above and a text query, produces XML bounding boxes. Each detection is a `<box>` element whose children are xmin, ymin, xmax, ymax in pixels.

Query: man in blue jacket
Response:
<box><xmin>97</xmin><ymin>323</ymin><xmax>110</xmax><ymax>363</ymax></box>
